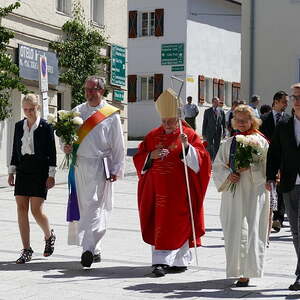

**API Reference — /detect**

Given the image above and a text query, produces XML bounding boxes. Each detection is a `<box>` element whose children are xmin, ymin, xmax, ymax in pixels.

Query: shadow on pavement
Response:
<box><xmin>124</xmin><ymin>279</ymin><xmax>291</xmax><ymax>299</ymax></box>
<box><xmin>127</xmin><ymin>147</ymin><xmax>138</xmax><ymax>157</ymax></box>
<box><xmin>0</xmin><ymin>260</ymin><xmax>152</xmax><ymax>279</ymax></box>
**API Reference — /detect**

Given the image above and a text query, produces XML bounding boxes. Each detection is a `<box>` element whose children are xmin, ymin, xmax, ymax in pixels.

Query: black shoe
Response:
<box><xmin>16</xmin><ymin>247</ymin><xmax>34</xmax><ymax>264</ymax></box>
<box><xmin>272</xmin><ymin>220</ymin><xmax>281</xmax><ymax>233</ymax></box>
<box><xmin>44</xmin><ymin>229</ymin><xmax>56</xmax><ymax>257</ymax></box>
<box><xmin>167</xmin><ymin>266</ymin><xmax>188</xmax><ymax>273</ymax></box>
<box><xmin>93</xmin><ymin>253</ymin><xmax>101</xmax><ymax>263</ymax></box>
<box><xmin>235</xmin><ymin>279</ymin><xmax>249</xmax><ymax>287</ymax></box>
<box><xmin>289</xmin><ymin>276</ymin><xmax>300</xmax><ymax>290</ymax></box>
<box><xmin>81</xmin><ymin>251</ymin><xmax>93</xmax><ymax>267</ymax></box>
<box><xmin>152</xmin><ymin>264</ymin><xmax>168</xmax><ymax>277</ymax></box>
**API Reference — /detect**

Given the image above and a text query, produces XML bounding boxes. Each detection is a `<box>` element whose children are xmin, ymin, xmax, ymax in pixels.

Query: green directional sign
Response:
<box><xmin>161</xmin><ymin>43</ymin><xmax>184</xmax><ymax>65</ymax></box>
<box><xmin>113</xmin><ymin>90</ymin><xmax>124</xmax><ymax>102</ymax></box>
<box><xmin>110</xmin><ymin>44</ymin><xmax>126</xmax><ymax>87</ymax></box>
<box><xmin>171</xmin><ymin>65</ymin><xmax>184</xmax><ymax>72</ymax></box>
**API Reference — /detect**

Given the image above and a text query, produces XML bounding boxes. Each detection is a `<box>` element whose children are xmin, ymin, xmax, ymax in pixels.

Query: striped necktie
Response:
<box><xmin>275</xmin><ymin>112</ymin><xmax>281</xmax><ymax>125</ymax></box>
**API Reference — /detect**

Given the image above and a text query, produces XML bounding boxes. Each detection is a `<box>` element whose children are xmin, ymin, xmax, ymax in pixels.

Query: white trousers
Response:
<box><xmin>68</xmin><ymin>156</ymin><xmax>113</xmax><ymax>254</ymax></box>
<box><xmin>152</xmin><ymin>241</ymin><xmax>192</xmax><ymax>267</ymax></box>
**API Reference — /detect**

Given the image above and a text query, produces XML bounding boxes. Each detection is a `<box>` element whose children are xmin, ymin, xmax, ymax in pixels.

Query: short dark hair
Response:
<box><xmin>187</xmin><ymin>96</ymin><xmax>192</xmax><ymax>100</ymax></box>
<box><xmin>260</xmin><ymin>104</ymin><xmax>272</xmax><ymax>115</ymax></box>
<box><xmin>273</xmin><ymin>90</ymin><xmax>288</xmax><ymax>102</ymax></box>
<box><xmin>251</xmin><ymin>95</ymin><xmax>260</xmax><ymax>103</ymax></box>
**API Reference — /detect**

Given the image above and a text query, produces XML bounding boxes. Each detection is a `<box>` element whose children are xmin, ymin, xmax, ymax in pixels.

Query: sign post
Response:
<box><xmin>110</xmin><ymin>44</ymin><xmax>126</xmax><ymax>87</ymax></box>
<box><xmin>39</xmin><ymin>55</ymin><xmax>49</xmax><ymax>119</ymax></box>
<box><xmin>161</xmin><ymin>43</ymin><xmax>184</xmax><ymax>65</ymax></box>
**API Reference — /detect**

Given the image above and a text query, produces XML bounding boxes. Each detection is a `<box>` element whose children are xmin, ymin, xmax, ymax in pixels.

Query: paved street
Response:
<box><xmin>0</xmin><ymin>141</ymin><xmax>299</xmax><ymax>299</ymax></box>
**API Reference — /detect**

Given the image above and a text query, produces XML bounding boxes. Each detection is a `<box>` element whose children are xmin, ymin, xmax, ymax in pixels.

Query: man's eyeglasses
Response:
<box><xmin>85</xmin><ymin>87</ymin><xmax>101</xmax><ymax>92</ymax></box>
<box><xmin>289</xmin><ymin>95</ymin><xmax>300</xmax><ymax>101</ymax></box>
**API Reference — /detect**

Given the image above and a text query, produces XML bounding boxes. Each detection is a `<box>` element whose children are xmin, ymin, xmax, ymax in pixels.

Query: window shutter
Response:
<box><xmin>154</xmin><ymin>74</ymin><xmax>163</xmax><ymax>101</ymax></box>
<box><xmin>218</xmin><ymin>79</ymin><xmax>225</xmax><ymax>101</ymax></box>
<box><xmin>128</xmin><ymin>10</ymin><xmax>137</xmax><ymax>38</ymax></box>
<box><xmin>198</xmin><ymin>75</ymin><xmax>205</xmax><ymax>104</ymax></box>
<box><xmin>155</xmin><ymin>9</ymin><xmax>164</xmax><ymax>37</ymax></box>
<box><xmin>128</xmin><ymin>75</ymin><xmax>137</xmax><ymax>102</ymax></box>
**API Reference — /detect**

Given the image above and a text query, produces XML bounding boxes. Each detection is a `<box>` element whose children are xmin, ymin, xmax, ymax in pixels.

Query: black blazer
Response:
<box><xmin>260</xmin><ymin>111</ymin><xmax>290</xmax><ymax>141</ymax></box>
<box><xmin>202</xmin><ymin>107</ymin><xmax>225</xmax><ymax>139</ymax></box>
<box><xmin>10</xmin><ymin>118</ymin><xmax>57</xmax><ymax>167</ymax></box>
<box><xmin>266</xmin><ymin>116</ymin><xmax>300</xmax><ymax>193</ymax></box>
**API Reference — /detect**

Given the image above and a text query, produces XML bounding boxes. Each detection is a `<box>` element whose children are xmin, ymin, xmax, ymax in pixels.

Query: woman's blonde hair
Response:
<box><xmin>22</xmin><ymin>93</ymin><xmax>40</xmax><ymax>107</ymax></box>
<box><xmin>232</xmin><ymin>104</ymin><xmax>262</xmax><ymax>130</ymax></box>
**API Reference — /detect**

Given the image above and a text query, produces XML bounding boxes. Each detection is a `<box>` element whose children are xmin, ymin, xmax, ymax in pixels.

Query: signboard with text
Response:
<box><xmin>18</xmin><ymin>44</ymin><xmax>58</xmax><ymax>85</ymax></box>
<box><xmin>113</xmin><ymin>90</ymin><xmax>124</xmax><ymax>102</ymax></box>
<box><xmin>161</xmin><ymin>43</ymin><xmax>184</xmax><ymax>65</ymax></box>
<box><xmin>110</xmin><ymin>44</ymin><xmax>126</xmax><ymax>87</ymax></box>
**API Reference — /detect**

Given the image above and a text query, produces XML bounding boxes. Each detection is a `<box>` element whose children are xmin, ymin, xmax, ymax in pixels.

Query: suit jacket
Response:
<box><xmin>10</xmin><ymin>118</ymin><xmax>57</xmax><ymax>167</ymax></box>
<box><xmin>202</xmin><ymin>107</ymin><xmax>225</xmax><ymax>140</ymax></box>
<box><xmin>266</xmin><ymin>116</ymin><xmax>300</xmax><ymax>193</ymax></box>
<box><xmin>260</xmin><ymin>111</ymin><xmax>290</xmax><ymax>141</ymax></box>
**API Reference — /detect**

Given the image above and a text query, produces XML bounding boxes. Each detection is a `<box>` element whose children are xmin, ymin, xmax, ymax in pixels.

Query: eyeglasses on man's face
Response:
<box><xmin>85</xmin><ymin>87</ymin><xmax>101</xmax><ymax>92</ymax></box>
<box><xmin>289</xmin><ymin>95</ymin><xmax>300</xmax><ymax>101</ymax></box>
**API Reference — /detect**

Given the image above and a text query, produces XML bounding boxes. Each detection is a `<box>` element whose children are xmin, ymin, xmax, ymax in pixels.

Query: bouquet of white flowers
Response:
<box><xmin>47</xmin><ymin>110</ymin><xmax>83</xmax><ymax>168</ymax></box>
<box><xmin>228</xmin><ymin>134</ymin><xmax>265</xmax><ymax>194</ymax></box>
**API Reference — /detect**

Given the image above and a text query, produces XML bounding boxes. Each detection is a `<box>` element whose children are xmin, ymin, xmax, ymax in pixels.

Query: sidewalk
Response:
<box><xmin>0</xmin><ymin>141</ymin><xmax>298</xmax><ymax>299</ymax></box>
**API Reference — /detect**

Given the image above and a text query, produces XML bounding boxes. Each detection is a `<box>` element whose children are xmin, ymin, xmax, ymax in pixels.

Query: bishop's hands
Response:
<box><xmin>179</xmin><ymin>133</ymin><xmax>189</xmax><ymax>149</ymax></box>
<box><xmin>150</xmin><ymin>148</ymin><xmax>170</xmax><ymax>160</ymax></box>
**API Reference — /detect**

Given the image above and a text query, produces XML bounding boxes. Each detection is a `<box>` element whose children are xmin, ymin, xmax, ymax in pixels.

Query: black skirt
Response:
<box><xmin>14</xmin><ymin>155</ymin><xmax>49</xmax><ymax>199</ymax></box>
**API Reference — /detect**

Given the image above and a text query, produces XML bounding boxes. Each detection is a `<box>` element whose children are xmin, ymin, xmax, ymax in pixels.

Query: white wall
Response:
<box><xmin>241</xmin><ymin>0</ymin><xmax>300</xmax><ymax>106</ymax></box>
<box><xmin>187</xmin><ymin>0</ymin><xmax>241</xmax><ymax>135</ymax></box>
<box><xmin>128</xmin><ymin>0</ymin><xmax>187</xmax><ymax>138</ymax></box>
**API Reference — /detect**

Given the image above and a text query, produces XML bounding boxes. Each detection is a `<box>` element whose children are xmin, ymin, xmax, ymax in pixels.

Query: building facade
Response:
<box><xmin>0</xmin><ymin>0</ymin><xmax>127</xmax><ymax>174</ymax></box>
<box><xmin>241</xmin><ymin>0</ymin><xmax>300</xmax><ymax>106</ymax></box>
<box><xmin>128</xmin><ymin>0</ymin><xmax>241</xmax><ymax>138</ymax></box>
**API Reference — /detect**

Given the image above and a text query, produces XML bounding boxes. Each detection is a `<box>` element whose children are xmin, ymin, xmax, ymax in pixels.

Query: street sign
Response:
<box><xmin>161</xmin><ymin>43</ymin><xmax>184</xmax><ymax>65</ymax></box>
<box><xmin>113</xmin><ymin>90</ymin><xmax>124</xmax><ymax>102</ymax></box>
<box><xmin>171</xmin><ymin>65</ymin><xmax>184</xmax><ymax>72</ymax></box>
<box><xmin>39</xmin><ymin>56</ymin><xmax>48</xmax><ymax>92</ymax></box>
<box><xmin>18</xmin><ymin>44</ymin><xmax>58</xmax><ymax>85</ymax></box>
<box><xmin>110</xmin><ymin>44</ymin><xmax>126</xmax><ymax>87</ymax></box>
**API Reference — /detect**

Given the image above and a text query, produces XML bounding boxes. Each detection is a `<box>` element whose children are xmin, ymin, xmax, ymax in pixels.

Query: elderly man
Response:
<box><xmin>202</xmin><ymin>97</ymin><xmax>226</xmax><ymax>161</ymax></box>
<box><xmin>266</xmin><ymin>83</ymin><xmax>300</xmax><ymax>290</ymax></box>
<box><xmin>133</xmin><ymin>89</ymin><xmax>211</xmax><ymax>277</ymax></box>
<box><xmin>64</xmin><ymin>76</ymin><xmax>125</xmax><ymax>268</ymax></box>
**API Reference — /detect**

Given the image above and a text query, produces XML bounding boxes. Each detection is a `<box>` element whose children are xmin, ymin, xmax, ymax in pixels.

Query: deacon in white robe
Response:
<box><xmin>64</xmin><ymin>76</ymin><xmax>125</xmax><ymax>268</ymax></box>
<box><xmin>213</xmin><ymin>133</ymin><xmax>269</xmax><ymax>279</ymax></box>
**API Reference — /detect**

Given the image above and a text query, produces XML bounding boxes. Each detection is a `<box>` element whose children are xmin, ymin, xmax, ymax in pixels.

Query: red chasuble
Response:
<box><xmin>133</xmin><ymin>124</ymin><xmax>211</xmax><ymax>250</ymax></box>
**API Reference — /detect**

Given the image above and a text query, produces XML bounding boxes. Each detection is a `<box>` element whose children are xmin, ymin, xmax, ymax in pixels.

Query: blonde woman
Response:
<box><xmin>8</xmin><ymin>94</ymin><xmax>56</xmax><ymax>264</ymax></box>
<box><xmin>213</xmin><ymin>105</ymin><xmax>269</xmax><ymax>287</ymax></box>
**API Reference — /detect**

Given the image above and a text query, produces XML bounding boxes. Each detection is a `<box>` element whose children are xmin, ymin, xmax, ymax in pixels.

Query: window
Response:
<box><xmin>139</xmin><ymin>12</ymin><xmax>155</xmax><ymax>37</ymax></box>
<box><xmin>198</xmin><ymin>75</ymin><xmax>205</xmax><ymax>104</ymax></box>
<box><xmin>232</xmin><ymin>82</ymin><xmax>241</xmax><ymax>104</ymax></box>
<box><xmin>91</xmin><ymin>0</ymin><xmax>104</xmax><ymax>26</ymax></box>
<box><xmin>56</xmin><ymin>0</ymin><xmax>72</xmax><ymax>15</ymax></box>
<box><xmin>140</xmin><ymin>76</ymin><xmax>154</xmax><ymax>100</ymax></box>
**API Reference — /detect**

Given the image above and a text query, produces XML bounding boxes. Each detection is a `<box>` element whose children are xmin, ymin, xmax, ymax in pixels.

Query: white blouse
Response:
<box><xmin>8</xmin><ymin>117</ymin><xmax>56</xmax><ymax>177</ymax></box>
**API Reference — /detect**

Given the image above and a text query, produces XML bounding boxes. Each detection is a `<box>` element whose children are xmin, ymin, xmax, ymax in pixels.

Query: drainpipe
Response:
<box><xmin>249</xmin><ymin>0</ymin><xmax>256</xmax><ymax>99</ymax></box>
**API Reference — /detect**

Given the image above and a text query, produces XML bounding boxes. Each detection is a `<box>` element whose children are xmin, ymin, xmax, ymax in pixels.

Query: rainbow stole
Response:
<box><xmin>66</xmin><ymin>104</ymin><xmax>119</xmax><ymax>222</ymax></box>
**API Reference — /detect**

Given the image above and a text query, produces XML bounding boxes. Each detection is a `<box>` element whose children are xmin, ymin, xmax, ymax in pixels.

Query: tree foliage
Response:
<box><xmin>0</xmin><ymin>1</ymin><xmax>28</xmax><ymax>120</ymax></box>
<box><xmin>49</xmin><ymin>0</ymin><xmax>109</xmax><ymax>108</ymax></box>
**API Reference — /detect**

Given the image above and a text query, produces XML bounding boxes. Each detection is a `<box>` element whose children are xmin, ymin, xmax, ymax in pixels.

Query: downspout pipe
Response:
<box><xmin>249</xmin><ymin>0</ymin><xmax>256</xmax><ymax>98</ymax></box>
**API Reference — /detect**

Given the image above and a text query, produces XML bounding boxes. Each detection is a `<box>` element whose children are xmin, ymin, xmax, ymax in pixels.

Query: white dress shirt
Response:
<box><xmin>294</xmin><ymin>116</ymin><xmax>300</xmax><ymax>184</ymax></box>
<box><xmin>272</xmin><ymin>110</ymin><xmax>283</xmax><ymax>126</ymax></box>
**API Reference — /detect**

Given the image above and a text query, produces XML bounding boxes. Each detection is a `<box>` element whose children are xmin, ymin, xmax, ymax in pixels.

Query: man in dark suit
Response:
<box><xmin>202</xmin><ymin>97</ymin><xmax>226</xmax><ymax>161</ymax></box>
<box><xmin>266</xmin><ymin>83</ymin><xmax>300</xmax><ymax>290</ymax></box>
<box><xmin>261</xmin><ymin>91</ymin><xmax>289</xmax><ymax>232</ymax></box>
